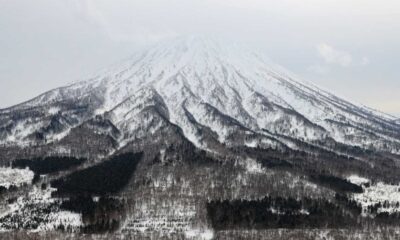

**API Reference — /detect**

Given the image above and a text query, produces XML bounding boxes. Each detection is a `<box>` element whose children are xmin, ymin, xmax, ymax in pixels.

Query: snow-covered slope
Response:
<box><xmin>0</xmin><ymin>36</ymin><xmax>399</xmax><ymax>155</ymax></box>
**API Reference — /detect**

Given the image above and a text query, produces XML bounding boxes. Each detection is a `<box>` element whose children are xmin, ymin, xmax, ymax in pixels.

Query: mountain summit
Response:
<box><xmin>1</xmin><ymin>36</ymin><xmax>400</xmax><ymax>238</ymax></box>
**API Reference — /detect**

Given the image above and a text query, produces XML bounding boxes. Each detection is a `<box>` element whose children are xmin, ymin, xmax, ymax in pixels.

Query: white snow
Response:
<box><xmin>245</xmin><ymin>139</ymin><xmax>258</xmax><ymax>148</ymax></box>
<box><xmin>123</xmin><ymin>198</ymin><xmax>198</xmax><ymax>234</ymax></box>
<box><xmin>47</xmin><ymin>107</ymin><xmax>60</xmax><ymax>115</ymax></box>
<box><xmin>36</xmin><ymin>211</ymin><xmax>82</xmax><ymax>232</ymax></box>
<box><xmin>347</xmin><ymin>175</ymin><xmax>370</xmax><ymax>186</ymax></box>
<box><xmin>0</xmin><ymin>186</ymin><xmax>82</xmax><ymax>231</ymax></box>
<box><xmin>242</xmin><ymin>158</ymin><xmax>264</xmax><ymax>174</ymax></box>
<box><xmin>0</xmin><ymin>167</ymin><xmax>34</xmax><ymax>189</ymax></box>
<box><xmin>350</xmin><ymin>178</ymin><xmax>400</xmax><ymax>214</ymax></box>
<box><xmin>184</xmin><ymin>228</ymin><xmax>214</xmax><ymax>240</ymax></box>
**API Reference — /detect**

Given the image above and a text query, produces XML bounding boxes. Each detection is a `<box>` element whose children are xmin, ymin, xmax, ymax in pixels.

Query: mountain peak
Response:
<box><xmin>0</xmin><ymin>36</ymin><xmax>399</xmax><ymax>157</ymax></box>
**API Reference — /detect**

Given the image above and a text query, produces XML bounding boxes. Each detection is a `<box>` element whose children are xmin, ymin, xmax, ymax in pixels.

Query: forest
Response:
<box><xmin>309</xmin><ymin>174</ymin><xmax>363</xmax><ymax>193</ymax></box>
<box><xmin>51</xmin><ymin>152</ymin><xmax>143</xmax><ymax>196</ymax></box>
<box><xmin>207</xmin><ymin>196</ymin><xmax>360</xmax><ymax>230</ymax></box>
<box><xmin>60</xmin><ymin>196</ymin><xmax>124</xmax><ymax>233</ymax></box>
<box><xmin>49</xmin><ymin>152</ymin><xmax>143</xmax><ymax>233</ymax></box>
<box><xmin>12</xmin><ymin>156</ymin><xmax>86</xmax><ymax>175</ymax></box>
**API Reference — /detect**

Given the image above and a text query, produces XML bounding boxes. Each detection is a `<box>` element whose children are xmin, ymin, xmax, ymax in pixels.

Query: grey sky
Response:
<box><xmin>0</xmin><ymin>0</ymin><xmax>399</xmax><ymax>117</ymax></box>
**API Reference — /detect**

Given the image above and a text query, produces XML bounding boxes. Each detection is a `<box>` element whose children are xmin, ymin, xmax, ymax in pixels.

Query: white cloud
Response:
<box><xmin>317</xmin><ymin>43</ymin><xmax>353</xmax><ymax>67</ymax></box>
<box><xmin>67</xmin><ymin>0</ymin><xmax>177</xmax><ymax>44</ymax></box>
<box><xmin>314</xmin><ymin>44</ymin><xmax>370</xmax><ymax>68</ymax></box>
<box><xmin>307</xmin><ymin>64</ymin><xmax>329</xmax><ymax>75</ymax></box>
<box><xmin>361</xmin><ymin>57</ymin><xmax>370</xmax><ymax>66</ymax></box>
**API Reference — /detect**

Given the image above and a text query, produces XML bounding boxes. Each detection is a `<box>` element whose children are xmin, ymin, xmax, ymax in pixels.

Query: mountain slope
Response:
<box><xmin>0</xmin><ymin>36</ymin><xmax>399</xmax><ymax>156</ymax></box>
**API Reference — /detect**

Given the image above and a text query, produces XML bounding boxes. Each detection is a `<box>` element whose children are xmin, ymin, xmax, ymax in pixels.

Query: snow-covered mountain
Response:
<box><xmin>0</xmin><ymin>36</ymin><xmax>399</xmax><ymax>156</ymax></box>
<box><xmin>1</xmin><ymin>36</ymin><xmax>400</xmax><ymax>239</ymax></box>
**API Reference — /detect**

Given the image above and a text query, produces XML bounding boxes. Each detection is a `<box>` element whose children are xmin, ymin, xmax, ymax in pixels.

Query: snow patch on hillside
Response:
<box><xmin>0</xmin><ymin>186</ymin><xmax>82</xmax><ymax>231</ymax></box>
<box><xmin>347</xmin><ymin>175</ymin><xmax>370</xmax><ymax>186</ymax></box>
<box><xmin>35</xmin><ymin>211</ymin><xmax>82</xmax><ymax>232</ymax></box>
<box><xmin>243</xmin><ymin>158</ymin><xmax>264</xmax><ymax>174</ymax></box>
<box><xmin>0</xmin><ymin>167</ymin><xmax>34</xmax><ymax>189</ymax></box>
<box><xmin>351</xmin><ymin>179</ymin><xmax>400</xmax><ymax>214</ymax></box>
<box><xmin>47</xmin><ymin>107</ymin><xmax>60</xmax><ymax>115</ymax></box>
<box><xmin>185</xmin><ymin>228</ymin><xmax>214</xmax><ymax>240</ymax></box>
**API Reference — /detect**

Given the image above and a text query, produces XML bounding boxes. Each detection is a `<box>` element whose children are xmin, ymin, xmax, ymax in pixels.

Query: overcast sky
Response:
<box><xmin>0</xmin><ymin>0</ymin><xmax>399</xmax><ymax>117</ymax></box>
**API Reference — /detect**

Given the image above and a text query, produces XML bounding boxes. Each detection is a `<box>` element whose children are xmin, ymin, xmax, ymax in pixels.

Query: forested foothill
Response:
<box><xmin>209</xmin><ymin>143</ymin><xmax>400</xmax><ymax>232</ymax></box>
